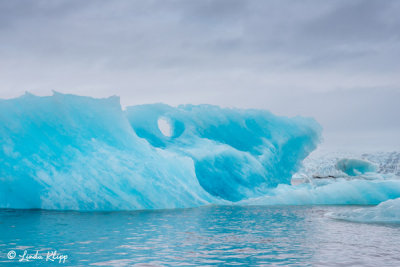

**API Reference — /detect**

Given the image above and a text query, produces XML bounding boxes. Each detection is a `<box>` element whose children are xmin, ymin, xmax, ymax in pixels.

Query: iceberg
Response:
<box><xmin>241</xmin><ymin>178</ymin><xmax>400</xmax><ymax>206</ymax></box>
<box><xmin>293</xmin><ymin>151</ymin><xmax>400</xmax><ymax>180</ymax></box>
<box><xmin>125</xmin><ymin>103</ymin><xmax>321</xmax><ymax>201</ymax></box>
<box><xmin>335</xmin><ymin>158</ymin><xmax>377</xmax><ymax>176</ymax></box>
<box><xmin>263</xmin><ymin>150</ymin><xmax>400</xmax><ymax>206</ymax></box>
<box><xmin>328</xmin><ymin>197</ymin><xmax>400</xmax><ymax>223</ymax></box>
<box><xmin>363</xmin><ymin>152</ymin><xmax>400</xmax><ymax>176</ymax></box>
<box><xmin>0</xmin><ymin>92</ymin><xmax>321</xmax><ymax>210</ymax></box>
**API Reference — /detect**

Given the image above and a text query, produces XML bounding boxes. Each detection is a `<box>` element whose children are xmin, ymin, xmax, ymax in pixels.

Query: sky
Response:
<box><xmin>0</xmin><ymin>0</ymin><xmax>399</xmax><ymax>151</ymax></box>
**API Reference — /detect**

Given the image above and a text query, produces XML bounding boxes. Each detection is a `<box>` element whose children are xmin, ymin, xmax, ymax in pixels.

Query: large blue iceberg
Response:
<box><xmin>0</xmin><ymin>92</ymin><xmax>321</xmax><ymax>210</ymax></box>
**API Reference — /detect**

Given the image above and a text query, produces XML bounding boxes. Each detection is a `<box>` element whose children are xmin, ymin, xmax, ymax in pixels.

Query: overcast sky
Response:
<box><xmin>0</xmin><ymin>0</ymin><xmax>399</xmax><ymax>151</ymax></box>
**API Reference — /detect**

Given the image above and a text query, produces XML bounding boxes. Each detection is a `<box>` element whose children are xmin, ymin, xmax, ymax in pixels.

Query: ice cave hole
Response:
<box><xmin>158</xmin><ymin>117</ymin><xmax>172</xmax><ymax>137</ymax></box>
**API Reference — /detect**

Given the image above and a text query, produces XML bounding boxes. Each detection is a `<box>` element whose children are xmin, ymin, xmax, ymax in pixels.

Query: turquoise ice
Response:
<box><xmin>0</xmin><ymin>93</ymin><xmax>321</xmax><ymax>210</ymax></box>
<box><xmin>336</xmin><ymin>158</ymin><xmax>377</xmax><ymax>176</ymax></box>
<box><xmin>125</xmin><ymin>103</ymin><xmax>321</xmax><ymax>201</ymax></box>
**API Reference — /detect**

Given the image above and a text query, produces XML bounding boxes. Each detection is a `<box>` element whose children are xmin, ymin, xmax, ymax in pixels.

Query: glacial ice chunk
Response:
<box><xmin>293</xmin><ymin>151</ymin><xmax>400</xmax><ymax>181</ymax></box>
<box><xmin>125</xmin><ymin>103</ymin><xmax>322</xmax><ymax>201</ymax></box>
<box><xmin>363</xmin><ymin>152</ymin><xmax>400</xmax><ymax>176</ymax></box>
<box><xmin>328</xmin><ymin>197</ymin><xmax>400</xmax><ymax>223</ymax></box>
<box><xmin>0</xmin><ymin>93</ymin><xmax>321</xmax><ymax>210</ymax></box>
<box><xmin>336</xmin><ymin>158</ymin><xmax>377</xmax><ymax>176</ymax></box>
<box><xmin>241</xmin><ymin>178</ymin><xmax>400</xmax><ymax>206</ymax></box>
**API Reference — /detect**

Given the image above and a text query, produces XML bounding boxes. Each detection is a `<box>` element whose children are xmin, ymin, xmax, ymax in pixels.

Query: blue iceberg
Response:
<box><xmin>125</xmin><ymin>103</ymin><xmax>321</xmax><ymax>201</ymax></box>
<box><xmin>0</xmin><ymin>93</ymin><xmax>321</xmax><ymax>210</ymax></box>
<box><xmin>336</xmin><ymin>158</ymin><xmax>377</xmax><ymax>176</ymax></box>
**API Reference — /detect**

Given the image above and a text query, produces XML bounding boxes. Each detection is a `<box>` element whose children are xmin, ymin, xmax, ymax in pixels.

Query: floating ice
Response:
<box><xmin>363</xmin><ymin>152</ymin><xmax>400</xmax><ymax>176</ymax></box>
<box><xmin>336</xmin><ymin>158</ymin><xmax>377</xmax><ymax>176</ymax></box>
<box><xmin>241</xmin><ymin>178</ymin><xmax>400</xmax><ymax>206</ymax></box>
<box><xmin>125</xmin><ymin>103</ymin><xmax>321</xmax><ymax>201</ymax></box>
<box><xmin>0</xmin><ymin>93</ymin><xmax>218</xmax><ymax>210</ymax></box>
<box><xmin>0</xmin><ymin>93</ymin><xmax>321</xmax><ymax>210</ymax></box>
<box><xmin>328</xmin><ymin>197</ymin><xmax>400</xmax><ymax>223</ymax></box>
<box><xmin>293</xmin><ymin>151</ymin><xmax>399</xmax><ymax>181</ymax></box>
<box><xmin>279</xmin><ymin>151</ymin><xmax>400</xmax><ymax>207</ymax></box>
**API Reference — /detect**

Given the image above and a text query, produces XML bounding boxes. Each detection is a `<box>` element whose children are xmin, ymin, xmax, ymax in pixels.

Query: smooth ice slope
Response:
<box><xmin>0</xmin><ymin>93</ymin><xmax>321</xmax><ymax>210</ymax></box>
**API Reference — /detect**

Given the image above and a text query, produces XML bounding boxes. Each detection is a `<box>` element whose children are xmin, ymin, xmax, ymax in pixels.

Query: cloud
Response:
<box><xmin>0</xmin><ymin>0</ymin><xmax>399</xmax><ymax>150</ymax></box>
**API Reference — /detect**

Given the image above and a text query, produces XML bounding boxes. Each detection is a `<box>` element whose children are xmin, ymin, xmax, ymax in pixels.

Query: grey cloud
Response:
<box><xmin>303</xmin><ymin>0</ymin><xmax>400</xmax><ymax>43</ymax></box>
<box><xmin>2</xmin><ymin>0</ymin><xmax>398</xmax><ymax>71</ymax></box>
<box><xmin>0</xmin><ymin>0</ymin><xmax>399</xmax><ymax>150</ymax></box>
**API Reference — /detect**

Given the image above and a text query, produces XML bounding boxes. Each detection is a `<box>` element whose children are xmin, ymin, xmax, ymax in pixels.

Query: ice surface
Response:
<box><xmin>363</xmin><ymin>152</ymin><xmax>400</xmax><ymax>176</ymax></box>
<box><xmin>0</xmin><ymin>93</ymin><xmax>321</xmax><ymax>210</ymax></box>
<box><xmin>328</xmin><ymin>197</ymin><xmax>400</xmax><ymax>223</ymax></box>
<box><xmin>241</xmin><ymin>178</ymin><xmax>400</xmax><ymax>205</ymax></box>
<box><xmin>0</xmin><ymin>93</ymin><xmax>219</xmax><ymax>210</ymax></box>
<box><xmin>293</xmin><ymin>151</ymin><xmax>398</xmax><ymax>180</ymax></box>
<box><xmin>282</xmin><ymin>151</ymin><xmax>400</xmax><ymax>206</ymax></box>
<box><xmin>335</xmin><ymin>158</ymin><xmax>377</xmax><ymax>176</ymax></box>
<box><xmin>125</xmin><ymin>103</ymin><xmax>321</xmax><ymax>201</ymax></box>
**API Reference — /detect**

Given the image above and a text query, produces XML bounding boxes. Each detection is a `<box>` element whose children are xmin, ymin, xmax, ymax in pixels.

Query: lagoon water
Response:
<box><xmin>1</xmin><ymin>94</ymin><xmax>399</xmax><ymax>266</ymax></box>
<box><xmin>1</xmin><ymin>205</ymin><xmax>399</xmax><ymax>266</ymax></box>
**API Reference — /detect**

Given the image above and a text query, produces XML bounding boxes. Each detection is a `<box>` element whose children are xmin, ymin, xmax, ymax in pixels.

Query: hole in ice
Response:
<box><xmin>158</xmin><ymin>117</ymin><xmax>172</xmax><ymax>137</ymax></box>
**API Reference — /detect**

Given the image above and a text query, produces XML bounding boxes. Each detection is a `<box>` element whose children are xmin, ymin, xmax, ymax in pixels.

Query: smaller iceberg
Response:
<box><xmin>293</xmin><ymin>151</ymin><xmax>399</xmax><ymax>183</ymax></box>
<box><xmin>335</xmin><ymin>158</ymin><xmax>377</xmax><ymax>176</ymax></box>
<box><xmin>328</xmin><ymin>198</ymin><xmax>400</xmax><ymax>224</ymax></box>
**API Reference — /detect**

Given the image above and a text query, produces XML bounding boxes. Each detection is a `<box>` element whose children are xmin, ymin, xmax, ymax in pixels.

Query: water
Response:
<box><xmin>0</xmin><ymin>206</ymin><xmax>399</xmax><ymax>266</ymax></box>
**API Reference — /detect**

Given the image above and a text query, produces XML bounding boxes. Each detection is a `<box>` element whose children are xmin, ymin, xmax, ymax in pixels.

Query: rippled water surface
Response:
<box><xmin>1</xmin><ymin>206</ymin><xmax>399</xmax><ymax>266</ymax></box>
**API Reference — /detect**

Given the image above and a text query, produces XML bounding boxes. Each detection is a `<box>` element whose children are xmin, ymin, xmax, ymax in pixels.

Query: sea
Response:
<box><xmin>1</xmin><ymin>205</ymin><xmax>399</xmax><ymax>266</ymax></box>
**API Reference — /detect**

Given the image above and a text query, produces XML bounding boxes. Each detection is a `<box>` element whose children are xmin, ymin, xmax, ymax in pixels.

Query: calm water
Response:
<box><xmin>0</xmin><ymin>205</ymin><xmax>399</xmax><ymax>266</ymax></box>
